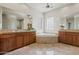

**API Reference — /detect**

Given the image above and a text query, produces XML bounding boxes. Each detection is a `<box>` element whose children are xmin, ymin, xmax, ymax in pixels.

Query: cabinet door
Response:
<box><xmin>16</xmin><ymin>34</ymin><xmax>23</xmax><ymax>48</ymax></box>
<box><xmin>59</xmin><ymin>31</ymin><xmax>66</xmax><ymax>43</ymax></box>
<box><xmin>23</xmin><ymin>32</ymin><xmax>29</xmax><ymax>45</ymax></box>
<box><xmin>76</xmin><ymin>35</ymin><xmax>79</xmax><ymax>46</ymax></box>
<box><xmin>29</xmin><ymin>32</ymin><xmax>32</xmax><ymax>44</ymax></box>
<box><xmin>65</xmin><ymin>32</ymin><xmax>73</xmax><ymax>44</ymax></box>
<box><xmin>31</xmin><ymin>32</ymin><xmax>36</xmax><ymax>43</ymax></box>
<box><xmin>72</xmin><ymin>33</ymin><xmax>77</xmax><ymax>46</ymax></box>
<box><xmin>0</xmin><ymin>38</ymin><xmax>8</xmax><ymax>54</ymax></box>
<box><xmin>72</xmin><ymin>35</ymin><xmax>77</xmax><ymax>45</ymax></box>
<box><xmin>29</xmin><ymin>32</ymin><xmax>36</xmax><ymax>44</ymax></box>
<box><xmin>8</xmin><ymin>36</ymin><xmax>16</xmax><ymax>51</ymax></box>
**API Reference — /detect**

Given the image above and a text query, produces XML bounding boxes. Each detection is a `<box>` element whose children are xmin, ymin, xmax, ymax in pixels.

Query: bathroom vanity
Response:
<box><xmin>0</xmin><ymin>30</ymin><xmax>36</xmax><ymax>54</ymax></box>
<box><xmin>58</xmin><ymin>30</ymin><xmax>79</xmax><ymax>46</ymax></box>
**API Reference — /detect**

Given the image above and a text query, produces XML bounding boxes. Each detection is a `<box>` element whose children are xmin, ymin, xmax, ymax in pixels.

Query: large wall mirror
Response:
<box><xmin>65</xmin><ymin>14</ymin><xmax>79</xmax><ymax>30</ymax></box>
<box><xmin>2</xmin><ymin>7</ymin><xmax>24</xmax><ymax>30</ymax></box>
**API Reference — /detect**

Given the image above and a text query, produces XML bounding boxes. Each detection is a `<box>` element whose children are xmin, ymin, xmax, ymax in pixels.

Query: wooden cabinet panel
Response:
<box><xmin>16</xmin><ymin>36</ymin><xmax>23</xmax><ymax>48</ymax></box>
<box><xmin>72</xmin><ymin>35</ymin><xmax>77</xmax><ymax>45</ymax></box>
<box><xmin>8</xmin><ymin>37</ymin><xmax>16</xmax><ymax>51</ymax></box>
<box><xmin>31</xmin><ymin>32</ymin><xmax>36</xmax><ymax>43</ymax></box>
<box><xmin>16</xmin><ymin>32</ymin><xmax>24</xmax><ymax>48</ymax></box>
<box><xmin>29</xmin><ymin>32</ymin><xmax>32</xmax><ymax>44</ymax></box>
<box><xmin>29</xmin><ymin>32</ymin><xmax>36</xmax><ymax>44</ymax></box>
<box><xmin>23</xmin><ymin>32</ymin><xmax>29</xmax><ymax>45</ymax></box>
<box><xmin>65</xmin><ymin>32</ymin><xmax>73</xmax><ymax>44</ymax></box>
<box><xmin>59</xmin><ymin>31</ymin><xmax>66</xmax><ymax>43</ymax></box>
<box><xmin>0</xmin><ymin>38</ymin><xmax>8</xmax><ymax>54</ymax></box>
<box><xmin>76</xmin><ymin>35</ymin><xmax>79</xmax><ymax>46</ymax></box>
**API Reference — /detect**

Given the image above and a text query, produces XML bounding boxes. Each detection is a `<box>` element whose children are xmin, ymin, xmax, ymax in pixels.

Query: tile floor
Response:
<box><xmin>5</xmin><ymin>43</ymin><xmax>79</xmax><ymax>55</ymax></box>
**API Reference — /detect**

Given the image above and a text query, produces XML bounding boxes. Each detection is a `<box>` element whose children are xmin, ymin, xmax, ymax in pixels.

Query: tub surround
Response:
<box><xmin>36</xmin><ymin>36</ymin><xmax>58</xmax><ymax>44</ymax></box>
<box><xmin>36</xmin><ymin>33</ymin><xmax>58</xmax><ymax>44</ymax></box>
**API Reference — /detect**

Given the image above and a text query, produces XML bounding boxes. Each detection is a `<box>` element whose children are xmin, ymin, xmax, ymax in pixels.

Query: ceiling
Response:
<box><xmin>0</xmin><ymin>3</ymin><xmax>76</xmax><ymax>18</ymax></box>
<box><xmin>26</xmin><ymin>3</ymin><xmax>72</xmax><ymax>13</ymax></box>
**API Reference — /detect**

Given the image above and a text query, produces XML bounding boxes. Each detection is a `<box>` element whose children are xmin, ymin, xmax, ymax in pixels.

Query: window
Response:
<box><xmin>45</xmin><ymin>17</ymin><xmax>54</xmax><ymax>33</ymax></box>
<box><xmin>32</xmin><ymin>18</ymin><xmax>43</xmax><ymax>33</ymax></box>
<box><xmin>32</xmin><ymin>17</ymin><xmax>55</xmax><ymax>33</ymax></box>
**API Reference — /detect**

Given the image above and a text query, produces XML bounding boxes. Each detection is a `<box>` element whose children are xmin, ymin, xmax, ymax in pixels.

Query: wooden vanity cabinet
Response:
<box><xmin>59</xmin><ymin>31</ymin><xmax>79</xmax><ymax>46</ymax></box>
<box><xmin>0</xmin><ymin>31</ymin><xmax>36</xmax><ymax>54</ymax></box>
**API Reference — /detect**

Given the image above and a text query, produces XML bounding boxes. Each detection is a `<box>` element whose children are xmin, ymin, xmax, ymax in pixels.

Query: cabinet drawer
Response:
<box><xmin>0</xmin><ymin>34</ymin><xmax>15</xmax><ymax>38</ymax></box>
<box><xmin>15</xmin><ymin>32</ymin><xmax>24</xmax><ymax>36</ymax></box>
<box><xmin>30</xmin><ymin>32</ymin><xmax>35</xmax><ymax>34</ymax></box>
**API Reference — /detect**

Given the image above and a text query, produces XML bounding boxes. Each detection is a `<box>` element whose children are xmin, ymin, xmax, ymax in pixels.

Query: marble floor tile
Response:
<box><xmin>4</xmin><ymin>43</ymin><xmax>79</xmax><ymax>55</ymax></box>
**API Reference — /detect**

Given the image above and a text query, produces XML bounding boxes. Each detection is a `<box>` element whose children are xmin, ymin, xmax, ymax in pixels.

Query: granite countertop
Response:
<box><xmin>59</xmin><ymin>29</ymin><xmax>79</xmax><ymax>32</ymax></box>
<box><xmin>0</xmin><ymin>29</ymin><xmax>36</xmax><ymax>34</ymax></box>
